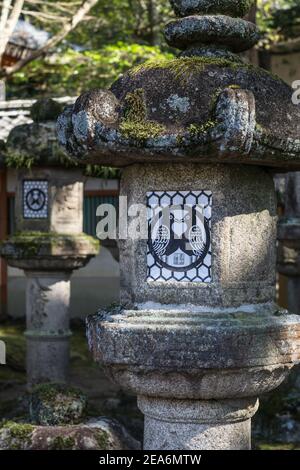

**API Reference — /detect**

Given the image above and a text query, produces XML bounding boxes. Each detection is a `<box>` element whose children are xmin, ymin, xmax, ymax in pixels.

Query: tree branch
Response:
<box><xmin>0</xmin><ymin>0</ymin><xmax>99</xmax><ymax>78</ymax></box>
<box><xmin>0</xmin><ymin>0</ymin><xmax>25</xmax><ymax>64</ymax></box>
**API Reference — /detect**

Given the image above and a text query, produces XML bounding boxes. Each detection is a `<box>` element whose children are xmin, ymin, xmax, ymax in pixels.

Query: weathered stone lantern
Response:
<box><xmin>58</xmin><ymin>0</ymin><xmax>300</xmax><ymax>450</ymax></box>
<box><xmin>0</xmin><ymin>99</ymin><xmax>99</xmax><ymax>388</ymax></box>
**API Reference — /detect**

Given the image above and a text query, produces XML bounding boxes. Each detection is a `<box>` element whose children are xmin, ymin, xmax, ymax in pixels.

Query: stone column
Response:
<box><xmin>139</xmin><ymin>397</ymin><xmax>258</xmax><ymax>451</ymax></box>
<box><xmin>278</xmin><ymin>172</ymin><xmax>300</xmax><ymax>315</ymax></box>
<box><xmin>25</xmin><ymin>271</ymin><xmax>71</xmax><ymax>385</ymax></box>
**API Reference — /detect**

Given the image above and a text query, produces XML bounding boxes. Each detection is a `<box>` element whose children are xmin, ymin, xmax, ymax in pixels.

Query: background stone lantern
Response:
<box><xmin>58</xmin><ymin>0</ymin><xmax>300</xmax><ymax>450</ymax></box>
<box><xmin>0</xmin><ymin>99</ymin><xmax>99</xmax><ymax>388</ymax></box>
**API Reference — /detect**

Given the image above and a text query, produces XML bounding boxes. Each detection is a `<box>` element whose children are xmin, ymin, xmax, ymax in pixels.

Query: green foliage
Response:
<box><xmin>4</xmin><ymin>149</ymin><xmax>35</xmax><ymax>170</ymax></box>
<box><xmin>84</xmin><ymin>165</ymin><xmax>120</xmax><ymax>179</ymax></box>
<box><xmin>8</xmin><ymin>43</ymin><xmax>174</xmax><ymax>100</ymax></box>
<box><xmin>257</xmin><ymin>0</ymin><xmax>300</xmax><ymax>45</ymax></box>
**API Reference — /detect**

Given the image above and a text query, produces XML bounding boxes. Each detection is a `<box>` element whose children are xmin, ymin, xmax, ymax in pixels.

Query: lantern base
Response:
<box><xmin>138</xmin><ymin>396</ymin><xmax>258</xmax><ymax>451</ymax></box>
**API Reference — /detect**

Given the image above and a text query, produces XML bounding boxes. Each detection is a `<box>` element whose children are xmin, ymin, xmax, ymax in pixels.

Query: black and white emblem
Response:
<box><xmin>23</xmin><ymin>180</ymin><xmax>48</xmax><ymax>219</ymax></box>
<box><xmin>147</xmin><ymin>191</ymin><xmax>212</xmax><ymax>282</ymax></box>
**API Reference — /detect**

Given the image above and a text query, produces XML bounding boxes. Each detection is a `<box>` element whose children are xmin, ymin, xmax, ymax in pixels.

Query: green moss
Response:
<box><xmin>189</xmin><ymin>120</ymin><xmax>217</xmax><ymax>137</ymax></box>
<box><xmin>257</xmin><ymin>443</ymin><xmax>300</xmax><ymax>450</ymax></box>
<box><xmin>49</xmin><ymin>435</ymin><xmax>76</xmax><ymax>450</ymax></box>
<box><xmin>84</xmin><ymin>165</ymin><xmax>120</xmax><ymax>179</ymax></box>
<box><xmin>129</xmin><ymin>57</ymin><xmax>284</xmax><ymax>86</ymax></box>
<box><xmin>1</xmin><ymin>232</ymin><xmax>99</xmax><ymax>258</ymax></box>
<box><xmin>31</xmin><ymin>383</ymin><xmax>84</xmax><ymax>404</ymax></box>
<box><xmin>228</xmin><ymin>84</ymin><xmax>241</xmax><ymax>90</ymax></box>
<box><xmin>2</xmin><ymin>421</ymin><xmax>33</xmax><ymax>438</ymax></box>
<box><xmin>1</xmin><ymin>421</ymin><xmax>34</xmax><ymax>449</ymax></box>
<box><xmin>120</xmin><ymin>88</ymin><xmax>166</xmax><ymax>141</ymax></box>
<box><xmin>123</xmin><ymin>88</ymin><xmax>147</xmax><ymax>122</ymax></box>
<box><xmin>120</xmin><ymin>120</ymin><xmax>166</xmax><ymax>141</ymax></box>
<box><xmin>96</xmin><ymin>429</ymin><xmax>109</xmax><ymax>449</ymax></box>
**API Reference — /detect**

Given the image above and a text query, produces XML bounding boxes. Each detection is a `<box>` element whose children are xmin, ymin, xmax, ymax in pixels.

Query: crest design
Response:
<box><xmin>23</xmin><ymin>180</ymin><xmax>48</xmax><ymax>219</ymax></box>
<box><xmin>147</xmin><ymin>190</ymin><xmax>212</xmax><ymax>282</ymax></box>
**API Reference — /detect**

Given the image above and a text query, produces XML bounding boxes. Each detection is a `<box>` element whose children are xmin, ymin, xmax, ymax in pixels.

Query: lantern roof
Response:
<box><xmin>4</xmin><ymin>98</ymin><xmax>72</xmax><ymax>167</ymax></box>
<box><xmin>57</xmin><ymin>0</ymin><xmax>300</xmax><ymax>170</ymax></box>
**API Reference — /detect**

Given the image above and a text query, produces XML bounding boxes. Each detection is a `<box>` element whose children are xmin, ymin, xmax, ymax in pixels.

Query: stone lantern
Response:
<box><xmin>0</xmin><ymin>99</ymin><xmax>99</xmax><ymax>388</ymax></box>
<box><xmin>58</xmin><ymin>1</ymin><xmax>300</xmax><ymax>450</ymax></box>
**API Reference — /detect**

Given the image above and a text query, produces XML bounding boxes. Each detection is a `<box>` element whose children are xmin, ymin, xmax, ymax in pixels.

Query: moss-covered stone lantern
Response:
<box><xmin>0</xmin><ymin>99</ymin><xmax>99</xmax><ymax>388</ymax></box>
<box><xmin>58</xmin><ymin>1</ymin><xmax>300</xmax><ymax>450</ymax></box>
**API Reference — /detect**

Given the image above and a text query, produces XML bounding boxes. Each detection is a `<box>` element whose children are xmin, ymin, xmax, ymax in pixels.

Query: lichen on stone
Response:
<box><xmin>120</xmin><ymin>88</ymin><xmax>166</xmax><ymax>142</ymax></box>
<box><xmin>29</xmin><ymin>382</ymin><xmax>87</xmax><ymax>426</ymax></box>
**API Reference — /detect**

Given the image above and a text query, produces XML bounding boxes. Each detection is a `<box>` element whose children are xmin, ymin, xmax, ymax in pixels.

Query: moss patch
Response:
<box><xmin>49</xmin><ymin>435</ymin><xmax>76</xmax><ymax>450</ymax></box>
<box><xmin>29</xmin><ymin>382</ymin><xmax>87</xmax><ymax>425</ymax></box>
<box><xmin>120</xmin><ymin>88</ymin><xmax>166</xmax><ymax>142</ymax></box>
<box><xmin>129</xmin><ymin>57</ymin><xmax>283</xmax><ymax>86</ymax></box>
<box><xmin>256</xmin><ymin>443</ymin><xmax>300</xmax><ymax>450</ymax></box>
<box><xmin>0</xmin><ymin>231</ymin><xmax>99</xmax><ymax>258</ymax></box>
<box><xmin>0</xmin><ymin>421</ymin><xmax>34</xmax><ymax>449</ymax></box>
<box><xmin>189</xmin><ymin>121</ymin><xmax>217</xmax><ymax>137</ymax></box>
<box><xmin>96</xmin><ymin>429</ymin><xmax>109</xmax><ymax>449</ymax></box>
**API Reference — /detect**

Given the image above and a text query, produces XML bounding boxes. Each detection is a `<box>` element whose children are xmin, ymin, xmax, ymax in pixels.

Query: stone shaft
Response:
<box><xmin>138</xmin><ymin>397</ymin><xmax>258</xmax><ymax>450</ymax></box>
<box><xmin>25</xmin><ymin>271</ymin><xmax>71</xmax><ymax>387</ymax></box>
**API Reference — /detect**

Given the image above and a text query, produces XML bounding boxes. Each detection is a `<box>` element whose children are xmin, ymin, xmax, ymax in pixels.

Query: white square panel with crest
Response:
<box><xmin>147</xmin><ymin>190</ymin><xmax>212</xmax><ymax>282</ymax></box>
<box><xmin>23</xmin><ymin>180</ymin><xmax>49</xmax><ymax>219</ymax></box>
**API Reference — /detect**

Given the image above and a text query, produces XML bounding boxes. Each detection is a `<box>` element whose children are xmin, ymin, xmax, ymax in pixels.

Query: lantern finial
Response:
<box><xmin>166</xmin><ymin>0</ymin><xmax>259</xmax><ymax>57</ymax></box>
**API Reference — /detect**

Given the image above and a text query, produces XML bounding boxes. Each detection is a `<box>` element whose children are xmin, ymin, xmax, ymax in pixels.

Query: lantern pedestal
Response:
<box><xmin>25</xmin><ymin>271</ymin><xmax>71</xmax><ymax>386</ymax></box>
<box><xmin>1</xmin><ymin>232</ymin><xmax>98</xmax><ymax>387</ymax></box>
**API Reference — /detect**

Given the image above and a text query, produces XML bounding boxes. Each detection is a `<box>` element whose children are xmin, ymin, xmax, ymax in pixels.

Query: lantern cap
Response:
<box><xmin>57</xmin><ymin>1</ymin><xmax>300</xmax><ymax>170</ymax></box>
<box><xmin>170</xmin><ymin>0</ymin><xmax>255</xmax><ymax>18</ymax></box>
<box><xmin>3</xmin><ymin>99</ymin><xmax>77</xmax><ymax>168</ymax></box>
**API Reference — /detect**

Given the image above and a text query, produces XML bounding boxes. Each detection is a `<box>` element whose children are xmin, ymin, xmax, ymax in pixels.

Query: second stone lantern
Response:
<box><xmin>0</xmin><ymin>99</ymin><xmax>99</xmax><ymax>388</ymax></box>
<box><xmin>58</xmin><ymin>0</ymin><xmax>300</xmax><ymax>450</ymax></box>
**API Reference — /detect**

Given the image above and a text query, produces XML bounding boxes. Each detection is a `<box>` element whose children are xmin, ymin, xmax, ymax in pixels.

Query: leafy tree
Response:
<box><xmin>8</xmin><ymin>42</ymin><xmax>174</xmax><ymax>98</ymax></box>
<box><xmin>257</xmin><ymin>0</ymin><xmax>300</xmax><ymax>45</ymax></box>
